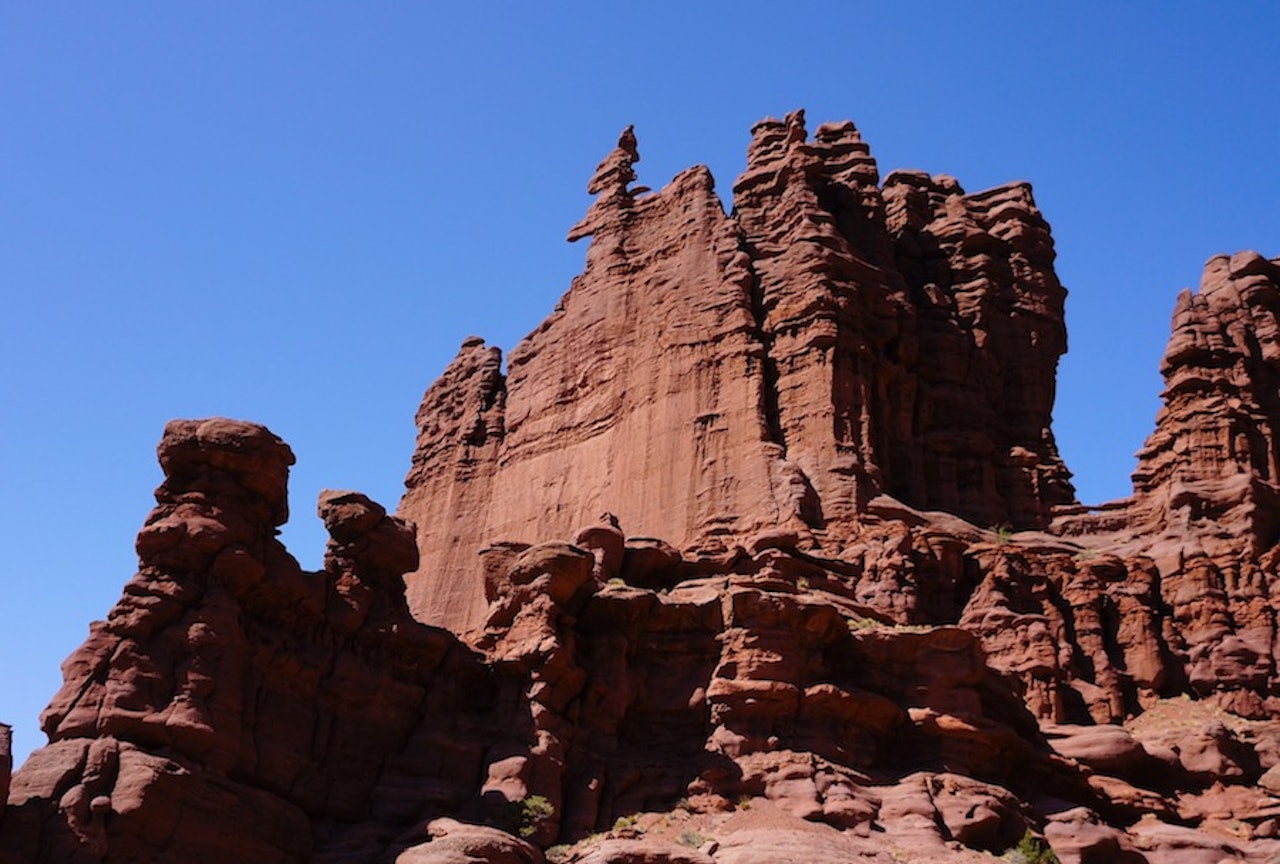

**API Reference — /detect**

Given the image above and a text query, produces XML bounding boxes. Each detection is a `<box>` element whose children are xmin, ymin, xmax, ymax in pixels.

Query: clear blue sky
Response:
<box><xmin>2</xmin><ymin>3</ymin><xmax>1276</xmax><ymax>766</ymax></box>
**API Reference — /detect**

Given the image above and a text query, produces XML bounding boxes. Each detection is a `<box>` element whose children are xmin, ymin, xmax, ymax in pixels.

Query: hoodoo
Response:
<box><xmin>4</xmin><ymin>114</ymin><xmax>1279</xmax><ymax>864</ymax></box>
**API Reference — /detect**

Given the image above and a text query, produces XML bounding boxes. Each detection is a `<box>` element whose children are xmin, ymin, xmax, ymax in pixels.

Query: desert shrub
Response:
<box><xmin>612</xmin><ymin>813</ymin><xmax>640</xmax><ymax>832</ymax></box>
<box><xmin>1004</xmin><ymin>829</ymin><xmax>1059</xmax><ymax>864</ymax></box>
<box><xmin>678</xmin><ymin>829</ymin><xmax>709</xmax><ymax>848</ymax></box>
<box><xmin>518</xmin><ymin>795</ymin><xmax>555</xmax><ymax>838</ymax></box>
<box><xmin>490</xmin><ymin>794</ymin><xmax>556</xmax><ymax>839</ymax></box>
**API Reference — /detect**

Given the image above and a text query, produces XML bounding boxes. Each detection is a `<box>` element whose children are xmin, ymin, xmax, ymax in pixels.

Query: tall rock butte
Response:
<box><xmin>399</xmin><ymin>111</ymin><xmax>1075</xmax><ymax>634</ymax></box>
<box><xmin>5</xmin><ymin>113</ymin><xmax>1280</xmax><ymax>864</ymax></box>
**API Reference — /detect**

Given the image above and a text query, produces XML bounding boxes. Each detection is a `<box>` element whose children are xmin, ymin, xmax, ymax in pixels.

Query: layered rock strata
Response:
<box><xmin>5</xmin><ymin>115</ymin><xmax>1280</xmax><ymax>863</ymax></box>
<box><xmin>0</xmin><ymin>421</ymin><xmax>1118</xmax><ymax>863</ymax></box>
<box><xmin>1130</xmin><ymin>251</ymin><xmax>1280</xmax><ymax>556</ymax></box>
<box><xmin>733</xmin><ymin>113</ymin><xmax>1074</xmax><ymax>541</ymax></box>
<box><xmin>1046</xmin><ymin>252</ymin><xmax>1280</xmax><ymax>722</ymax></box>
<box><xmin>400</xmin><ymin>111</ymin><xmax>1075</xmax><ymax>634</ymax></box>
<box><xmin>8</xmin><ymin>418</ymin><xmax>1278</xmax><ymax>861</ymax></box>
<box><xmin>0</xmin><ymin>420</ymin><xmax>506</xmax><ymax>863</ymax></box>
<box><xmin>399</xmin><ymin>130</ymin><xmax>789</xmax><ymax>633</ymax></box>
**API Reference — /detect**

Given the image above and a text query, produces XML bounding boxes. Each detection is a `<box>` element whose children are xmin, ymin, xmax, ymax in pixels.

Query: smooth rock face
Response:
<box><xmin>395</xmin><ymin>818</ymin><xmax>543</xmax><ymax>864</ymax></box>
<box><xmin>6</xmin><ymin>116</ymin><xmax>1280</xmax><ymax>864</ymax></box>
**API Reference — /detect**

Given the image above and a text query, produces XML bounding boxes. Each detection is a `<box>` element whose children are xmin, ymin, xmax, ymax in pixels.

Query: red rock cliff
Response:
<box><xmin>6</xmin><ymin>115</ymin><xmax>1280</xmax><ymax>864</ymax></box>
<box><xmin>1131</xmin><ymin>251</ymin><xmax>1280</xmax><ymax>557</ymax></box>
<box><xmin>400</xmin><ymin>112</ymin><xmax>1076</xmax><ymax>633</ymax></box>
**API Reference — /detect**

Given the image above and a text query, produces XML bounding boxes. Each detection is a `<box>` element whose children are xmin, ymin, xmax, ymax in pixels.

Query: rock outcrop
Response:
<box><xmin>1130</xmin><ymin>252</ymin><xmax>1280</xmax><ymax>552</ymax></box>
<box><xmin>733</xmin><ymin>113</ymin><xmax>1074</xmax><ymax>540</ymax></box>
<box><xmin>0</xmin><ymin>420</ymin><xmax>507</xmax><ymax>863</ymax></box>
<box><xmin>400</xmin><ymin>111</ymin><xmax>1075</xmax><ymax>635</ymax></box>
<box><xmin>0</xmin><ymin>421</ymin><xmax>1109</xmax><ymax>864</ymax></box>
<box><xmin>5</xmin><ymin>115</ymin><xmax>1280</xmax><ymax>863</ymax></box>
<box><xmin>400</xmin><ymin>129</ymin><xmax>788</xmax><ymax>632</ymax></box>
<box><xmin>1046</xmin><ymin>252</ymin><xmax>1280</xmax><ymax>722</ymax></box>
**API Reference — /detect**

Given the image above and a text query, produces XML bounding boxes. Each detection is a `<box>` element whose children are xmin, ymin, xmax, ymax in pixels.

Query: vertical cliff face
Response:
<box><xmin>489</xmin><ymin>136</ymin><xmax>787</xmax><ymax>555</ymax></box>
<box><xmin>732</xmin><ymin>111</ymin><xmax>1074</xmax><ymax>538</ymax></box>
<box><xmin>1131</xmin><ymin>251</ymin><xmax>1280</xmax><ymax>556</ymax></box>
<box><xmin>400</xmin><ymin>338</ymin><xmax>508</xmax><ymax>630</ymax></box>
<box><xmin>399</xmin><ymin>112</ymin><xmax>1076</xmax><ymax>633</ymax></box>
<box><xmin>881</xmin><ymin>172</ymin><xmax>1075</xmax><ymax>525</ymax></box>
<box><xmin>400</xmin><ymin>128</ymin><xmax>796</xmax><ymax>630</ymax></box>
<box><xmin>8</xmin><ymin>115</ymin><xmax>1280</xmax><ymax>864</ymax></box>
<box><xmin>730</xmin><ymin>112</ymin><xmax>906</xmax><ymax>532</ymax></box>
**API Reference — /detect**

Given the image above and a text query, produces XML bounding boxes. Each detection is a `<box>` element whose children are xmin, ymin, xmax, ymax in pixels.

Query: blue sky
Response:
<box><xmin>2</xmin><ymin>3</ymin><xmax>1276</xmax><ymax>766</ymax></box>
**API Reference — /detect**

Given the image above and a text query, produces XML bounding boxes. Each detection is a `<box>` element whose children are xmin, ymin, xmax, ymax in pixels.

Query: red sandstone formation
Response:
<box><xmin>734</xmin><ymin>113</ymin><xmax>1074</xmax><ymax>538</ymax></box>
<box><xmin>0</xmin><ymin>420</ymin><xmax>506</xmax><ymax>863</ymax></box>
<box><xmin>5</xmin><ymin>115</ymin><xmax>1280</xmax><ymax>864</ymax></box>
<box><xmin>400</xmin><ymin>129</ymin><xmax>787</xmax><ymax>632</ymax></box>
<box><xmin>1131</xmin><ymin>251</ymin><xmax>1280</xmax><ymax>551</ymax></box>
<box><xmin>400</xmin><ymin>110</ymin><xmax>1075</xmax><ymax>635</ymax></box>
<box><xmin>0</xmin><ymin>421</ymin><xmax>1106</xmax><ymax>863</ymax></box>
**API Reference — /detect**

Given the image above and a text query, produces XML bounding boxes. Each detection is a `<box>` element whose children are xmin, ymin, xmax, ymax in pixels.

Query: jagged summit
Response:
<box><xmin>4</xmin><ymin>114</ymin><xmax>1280</xmax><ymax>864</ymax></box>
<box><xmin>399</xmin><ymin>111</ymin><xmax>1076</xmax><ymax>633</ymax></box>
<box><xmin>566</xmin><ymin>124</ymin><xmax>642</xmax><ymax>243</ymax></box>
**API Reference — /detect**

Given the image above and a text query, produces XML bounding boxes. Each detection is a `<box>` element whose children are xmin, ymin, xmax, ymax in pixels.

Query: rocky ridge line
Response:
<box><xmin>3</xmin><ymin>114</ymin><xmax>1280</xmax><ymax>864</ymax></box>
<box><xmin>400</xmin><ymin>110</ymin><xmax>1076</xmax><ymax>635</ymax></box>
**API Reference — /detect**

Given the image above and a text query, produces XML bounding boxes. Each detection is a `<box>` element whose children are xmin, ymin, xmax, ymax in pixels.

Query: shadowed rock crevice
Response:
<box><xmin>742</xmin><ymin>237</ymin><xmax>788</xmax><ymax>457</ymax></box>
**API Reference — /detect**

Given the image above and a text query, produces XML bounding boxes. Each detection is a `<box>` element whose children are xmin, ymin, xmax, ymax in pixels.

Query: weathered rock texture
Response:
<box><xmin>0</xmin><ymin>420</ymin><xmax>508</xmax><ymax>863</ymax></box>
<box><xmin>0</xmin><ymin>421</ymin><xmax>1108</xmax><ymax>863</ymax></box>
<box><xmin>5</xmin><ymin>115</ymin><xmax>1280</xmax><ymax>864</ymax></box>
<box><xmin>400</xmin><ymin>130</ymin><xmax>788</xmax><ymax>632</ymax></box>
<box><xmin>400</xmin><ymin>111</ymin><xmax>1075</xmax><ymax>635</ymax></box>
<box><xmin>1047</xmin><ymin>252</ymin><xmax>1280</xmax><ymax>724</ymax></box>
<box><xmin>1130</xmin><ymin>252</ymin><xmax>1280</xmax><ymax>556</ymax></box>
<box><xmin>733</xmin><ymin>114</ymin><xmax>1074</xmax><ymax>540</ymax></box>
